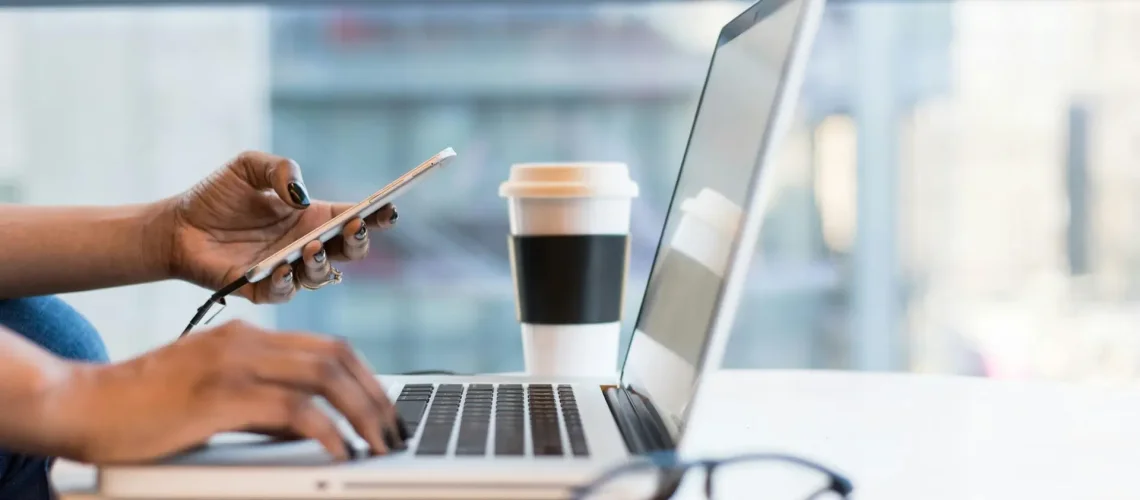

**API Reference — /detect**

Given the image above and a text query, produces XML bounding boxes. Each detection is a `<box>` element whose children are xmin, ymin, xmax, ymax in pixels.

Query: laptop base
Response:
<box><xmin>99</xmin><ymin>376</ymin><xmax>636</xmax><ymax>499</ymax></box>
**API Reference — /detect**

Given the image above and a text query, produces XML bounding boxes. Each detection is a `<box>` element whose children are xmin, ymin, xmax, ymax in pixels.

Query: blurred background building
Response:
<box><xmin>0</xmin><ymin>0</ymin><xmax>1139</xmax><ymax>384</ymax></box>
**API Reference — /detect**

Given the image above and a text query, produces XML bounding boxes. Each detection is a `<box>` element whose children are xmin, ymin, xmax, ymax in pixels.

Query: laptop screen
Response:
<box><xmin>619</xmin><ymin>0</ymin><xmax>808</xmax><ymax>435</ymax></box>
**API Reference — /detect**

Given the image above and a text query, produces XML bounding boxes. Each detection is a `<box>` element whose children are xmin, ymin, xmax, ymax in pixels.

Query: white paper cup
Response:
<box><xmin>499</xmin><ymin>162</ymin><xmax>639</xmax><ymax>377</ymax></box>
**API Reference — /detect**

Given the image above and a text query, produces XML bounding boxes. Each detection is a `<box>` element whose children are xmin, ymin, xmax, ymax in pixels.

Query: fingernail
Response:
<box><xmin>354</xmin><ymin>222</ymin><xmax>367</xmax><ymax>240</ymax></box>
<box><xmin>287</xmin><ymin>182</ymin><xmax>311</xmax><ymax>208</ymax></box>
<box><xmin>388</xmin><ymin>209</ymin><xmax>399</xmax><ymax>223</ymax></box>
<box><xmin>396</xmin><ymin>415</ymin><xmax>410</xmax><ymax>440</ymax></box>
<box><xmin>282</xmin><ymin>270</ymin><xmax>293</xmax><ymax>283</ymax></box>
<box><xmin>342</xmin><ymin>438</ymin><xmax>357</xmax><ymax>461</ymax></box>
<box><xmin>314</xmin><ymin>248</ymin><xmax>326</xmax><ymax>263</ymax></box>
<box><xmin>384</xmin><ymin>427</ymin><xmax>404</xmax><ymax>451</ymax></box>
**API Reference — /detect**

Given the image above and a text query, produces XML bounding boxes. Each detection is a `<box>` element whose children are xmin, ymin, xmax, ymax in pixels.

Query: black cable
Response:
<box><xmin>180</xmin><ymin>276</ymin><xmax>250</xmax><ymax>338</ymax></box>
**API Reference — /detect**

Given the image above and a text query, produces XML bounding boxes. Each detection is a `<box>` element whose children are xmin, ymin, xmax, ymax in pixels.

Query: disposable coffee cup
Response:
<box><xmin>499</xmin><ymin>162</ymin><xmax>639</xmax><ymax>377</ymax></box>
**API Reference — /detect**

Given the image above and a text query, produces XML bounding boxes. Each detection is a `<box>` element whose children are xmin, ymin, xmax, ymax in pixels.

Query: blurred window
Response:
<box><xmin>3</xmin><ymin>1</ymin><xmax>1140</xmax><ymax>383</ymax></box>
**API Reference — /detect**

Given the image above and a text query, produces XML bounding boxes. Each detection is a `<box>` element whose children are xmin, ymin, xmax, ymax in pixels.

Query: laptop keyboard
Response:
<box><xmin>394</xmin><ymin>383</ymin><xmax>588</xmax><ymax>458</ymax></box>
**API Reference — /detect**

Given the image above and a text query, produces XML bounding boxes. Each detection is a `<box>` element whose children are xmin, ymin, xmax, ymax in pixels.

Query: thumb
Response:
<box><xmin>233</xmin><ymin>151</ymin><xmax>311</xmax><ymax>209</ymax></box>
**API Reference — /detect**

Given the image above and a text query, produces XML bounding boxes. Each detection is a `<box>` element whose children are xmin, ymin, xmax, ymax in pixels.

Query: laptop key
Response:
<box><xmin>558</xmin><ymin>388</ymin><xmax>589</xmax><ymax>457</ymax></box>
<box><xmin>530</xmin><ymin>394</ymin><xmax>564</xmax><ymax>458</ymax></box>
<box><xmin>569</xmin><ymin>439</ymin><xmax>589</xmax><ymax>456</ymax></box>
<box><xmin>494</xmin><ymin>422</ymin><xmax>525</xmax><ymax>456</ymax></box>
<box><xmin>455</xmin><ymin>436</ymin><xmax>488</xmax><ymax>455</ymax></box>
<box><xmin>395</xmin><ymin>401</ymin><xmax>428</xmax><ymax>428</ymax></box>
<box><xmin>495</xmin><ymin>442</ymin><xmax>524</xmax><ymax>456</ymax></box>
<box><xmin>416</xmin><ymin>444</ymin><xmax>449</xmax><ymax>456</ymax></box>
<box><xmin>450</xmin><ymin>387</ymin><xmax>491</xmax><ymax>456</ymax></box>
<box><xmin>566</xmin><ymin>425</ymin><xmax>588</xmax><ymax>456</ymax></box>
<box><xmin>494</xmin><ymin>443</ymin><xmax>524</xmax><ymax>455</ymax></box>
<box><xmin>416</xmin><ymin>442</ymin><xmax>450</xmax><ymax>455</ymax></box>
<box><xmin>535</xmin><ymin>441</ymin><xmax>563</xmax><ymax>456</ymax></box>
<box><xmin>416</xmin><ymin>422</ymin><xmax>453</xmax><ymax>456</ymax></box>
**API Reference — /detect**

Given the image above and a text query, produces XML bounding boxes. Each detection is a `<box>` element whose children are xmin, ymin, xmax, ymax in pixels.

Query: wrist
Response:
<box><xmin>142</xmin><ymin>197</ymin><xmax>181</xmax><ymax>282</ymax></box>
<box><xmin>19</xmin><ymin>360</ymin><xmax>99</xmax><ymax>461</ymax></box>
<box><xmin>39</xmin><ymin>361</ymin><xmax>141</xmax><ymax>463</ymax></box>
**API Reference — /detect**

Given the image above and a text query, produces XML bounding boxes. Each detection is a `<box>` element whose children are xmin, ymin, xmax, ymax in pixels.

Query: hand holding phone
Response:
<box><xmin>244</xmin><ymin>147</ymin><xmax>457</xmax><ymax>284</ymax></box>
<box><xmin>180</xmin><ymin>147</ymin><xmax>457</xmax><ymax>336</ymax></box>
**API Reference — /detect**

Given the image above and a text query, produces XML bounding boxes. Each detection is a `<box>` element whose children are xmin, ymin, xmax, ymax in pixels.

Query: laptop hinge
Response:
<box><xmin>603</xmin><ymin>387</ymin><xmax>675</xmax><ymax>455</ymax></box>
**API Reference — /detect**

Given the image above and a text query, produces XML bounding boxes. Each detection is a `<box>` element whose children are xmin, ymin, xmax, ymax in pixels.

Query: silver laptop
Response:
<box><xmin>99</xmin><ymin>0</ymin><xmax>823</xmax><ymax>497</ymax></box>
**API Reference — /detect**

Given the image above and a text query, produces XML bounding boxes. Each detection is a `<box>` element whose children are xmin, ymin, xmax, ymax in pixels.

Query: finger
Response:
<box><xmin>324</xmin><ymin>204</ymin><xmax>396</xmax><ymax>261</ymax></box>
<box><xmin>232</xmin><ymin>151</ymin><xmax>310</xmax><ymax>209</ymax></box>
<box><xmin>334</xmin><ymin>342</ymin><xmax>404</xmax><ymax>447</ymax></box>
<box><xmin>328</xmin><ymin>202</ymin><xmax>398</xmax><ymax>229</ymax></box>
<box><xmin>340</xmin><ymin>218</ymin><xmax>369</xmax><ymax>261</ymax></box>
<box><xmin>242</xmin><ymin>428</ymin><xmax>305</xmax><ymax>443</ymax></box>
<box><xmin>259</xmin><ymin>333</ymin><xmax>400</xmax><ymax>451</ymax></box>
<box><xmin>258</xmin><ymin>333</ymin><xmax>395</xmax><ymax>415</ymax></box>
<box><xmin>249</xmin><ymin>338</ymin><xmax>390</xmax><ymax>455</ymax></box>
<box><xmin>229</xmin><ymin>386</ymin><xmax>348</xmax><ymax>461</ymax></box>
<box><xmin>299</xmin><ymin>240</ymin><xmax>332</xmax><ymax>286</ymax></box>
<box><xmin>286</xmin><ymin>398</ymin><xmax>352</xmax><ymax>461</ymax></box>
<box><xmin>254</xmin><ymin>265</ymin><xmax>297</xmax><ymax>304</ymax></box>
<box><xmin>367</xmin><ymin>203</ymin><xmax>399</xmax><ymax>228</ymax></box>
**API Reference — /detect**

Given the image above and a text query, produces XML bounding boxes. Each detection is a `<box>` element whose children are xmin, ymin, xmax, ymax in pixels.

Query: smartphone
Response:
<box><xmin>243</xmin><ymin>147</ymin><xmax>457</xmax><ymax>284</ymax></box>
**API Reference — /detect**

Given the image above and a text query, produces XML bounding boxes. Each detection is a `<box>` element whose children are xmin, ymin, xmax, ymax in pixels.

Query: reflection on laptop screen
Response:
<box><xmin>620</xmin><ymin>0</ymin><xmax>807</xmax><ymax>433</ymax></box>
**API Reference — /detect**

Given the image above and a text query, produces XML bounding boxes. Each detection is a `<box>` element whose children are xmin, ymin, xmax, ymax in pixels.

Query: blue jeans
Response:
<box><xmin>0</xmin><ymin>296</ymin><xmax>108</xmax><ymax>500</ymax></box>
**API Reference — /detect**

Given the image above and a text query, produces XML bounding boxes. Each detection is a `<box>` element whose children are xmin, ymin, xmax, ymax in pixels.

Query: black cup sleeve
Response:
<box><xmin>510</xmin><ymin>235</ymin><xmax>628</xmax><ymax>325</ymax></box>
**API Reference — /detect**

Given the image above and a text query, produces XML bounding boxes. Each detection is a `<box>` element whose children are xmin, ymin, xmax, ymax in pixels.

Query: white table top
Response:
<box><xmin>57</xmin><ymin>369</ymin><xmax>1140</xmax><ymax>498</ymax></box>
<box><xmin>678</xmin><ymin>369</ymin><xmax>1140</xmax><ymax>499</ymax></box>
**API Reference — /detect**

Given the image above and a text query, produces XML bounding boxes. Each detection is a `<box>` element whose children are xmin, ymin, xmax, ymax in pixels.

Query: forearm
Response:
<box><xmin>0</xmin><ymin>201</ymin><xmax>175</xmax><ymax>297</ymax></box>
<box><xmin>0</xmin><ymin>327</ymin><xmax>87</xmax><ymax>459</ymax></box>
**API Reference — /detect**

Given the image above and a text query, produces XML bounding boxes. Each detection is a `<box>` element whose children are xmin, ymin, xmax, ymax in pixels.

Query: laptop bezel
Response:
<box><xmin>618</xmin><ymin>0</ymin><xmax>824</xmax><ymax>441</ymax></box>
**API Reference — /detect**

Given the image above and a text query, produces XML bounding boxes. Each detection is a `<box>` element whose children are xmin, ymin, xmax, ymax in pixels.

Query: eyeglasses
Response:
<box><xmin>569</xmin><ymin>451</ymin><xmax>853</xmax><ymax>500</ymax></box>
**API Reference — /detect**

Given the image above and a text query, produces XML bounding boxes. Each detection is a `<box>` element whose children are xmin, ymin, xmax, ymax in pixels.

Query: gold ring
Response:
<box><xmin>301</xmin><ymin>266</ymin><xmax>343</xmax><ymax>290</ymax></box>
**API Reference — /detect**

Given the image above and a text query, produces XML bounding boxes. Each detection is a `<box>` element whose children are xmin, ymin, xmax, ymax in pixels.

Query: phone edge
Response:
<box><xmin>242</xmin><ymin>148</ymin><xmax>456</xmax><ymax>284</ymax></box>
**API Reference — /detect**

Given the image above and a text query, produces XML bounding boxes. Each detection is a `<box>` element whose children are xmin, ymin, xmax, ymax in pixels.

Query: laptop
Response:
<box><xmin>98</xmin><ymin>0</ymin><xmax>823</xmax><ymax>497</ymax></box>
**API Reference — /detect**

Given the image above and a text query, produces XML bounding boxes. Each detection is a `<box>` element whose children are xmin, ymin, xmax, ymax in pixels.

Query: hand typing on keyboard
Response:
<box><xmin>23</xmin><ymin>320</ymin><xmax>407</xmax><ymax>464</ymax></box>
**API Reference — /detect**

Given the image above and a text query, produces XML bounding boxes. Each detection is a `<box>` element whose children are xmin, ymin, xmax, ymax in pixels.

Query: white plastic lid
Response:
<box><xmin>679</xmin><ymin>188</ymin><xmax>743</xmax><ymax>238</ymax></box>
<box><xmin>499</xmin><ymin>162</ymin><xmax>640</xmax><ymax>199</ymax></box>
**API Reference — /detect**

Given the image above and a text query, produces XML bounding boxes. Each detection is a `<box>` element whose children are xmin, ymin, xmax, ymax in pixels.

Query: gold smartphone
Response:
<box><xmin>244</xmin><ymin>147</ymin><xmax>457</xmax><ymax>284</ymax></box>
